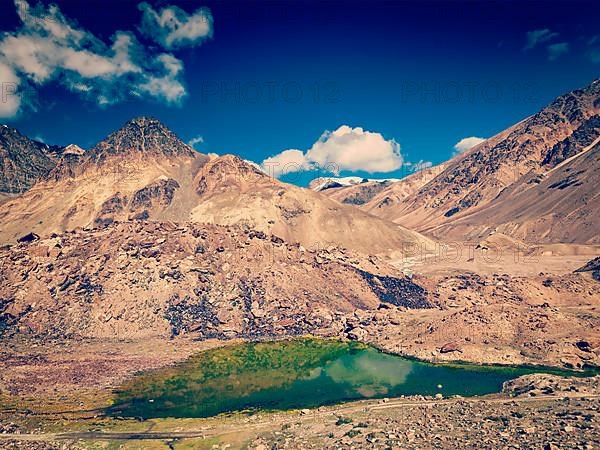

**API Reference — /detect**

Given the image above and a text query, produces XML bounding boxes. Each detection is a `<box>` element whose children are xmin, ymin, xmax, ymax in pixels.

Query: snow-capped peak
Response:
<box><xmin>309</xmin><ymin>176</ymin><xmax>399</xmax><ymax>192</ymax></box>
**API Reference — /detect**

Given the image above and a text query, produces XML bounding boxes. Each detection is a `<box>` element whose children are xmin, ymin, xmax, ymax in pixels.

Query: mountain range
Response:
<box><xmin>314</xmin><ymin>79</ymin><xmax>600</xmax><ymax>244</ymax></box>
<box><xmin>0</xmin><ymin>78</ymin><xmax>599</xmax><ymax>370</ymax></box>
<box><xmin>1</xmin><ymin>79</ymin><xmax>598</xmax><ymax>253</ymax></box>
<box><xmin>0</xmin><ymin>80</ymin><xmax>600</xmax><ymax>256</ymax></box>
<box><xmin>0</xmin><ymin>117</ymin><xmax>431</xmax><ymax>257</ymax></box>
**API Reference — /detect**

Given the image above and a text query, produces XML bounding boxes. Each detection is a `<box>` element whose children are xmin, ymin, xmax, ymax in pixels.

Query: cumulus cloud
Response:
<box><xmin>453</xmin><ymin>136</ymin><xmax>486</xmax><ymax>155</ymax></box>
<box><xmin>547</xmin><ymin>42</ymin><xmax>569</xmax><ymax>61</ymax></box>
<box><xmin>262</xmin><ymin>149</ymin><xmax>313</xmax><ymax>178</ymax></box>
<box><xmin>524</xmin><ymin>28</ymin><xmax>559</xmax><ymax>51</ymax></box>
<box><xmin>261</xmin><ymin>125</ymin><xmax>403</xmax><ymax>178</ymax></box>
<box><xmin>139</xmin><ymin>2</ymin><xmax>213</xmax><ymax>50</ymax></box>
<box><xmin>0</xmin><ymin>0</ymin><xmax>212</xmax><ymax>118</ymax></box>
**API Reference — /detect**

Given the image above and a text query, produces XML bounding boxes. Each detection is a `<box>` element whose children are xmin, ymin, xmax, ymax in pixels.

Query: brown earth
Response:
<box><xmin>0</xmin><ymin>220</ymin><xmax>430</xmax><ymax>341</ymax></box>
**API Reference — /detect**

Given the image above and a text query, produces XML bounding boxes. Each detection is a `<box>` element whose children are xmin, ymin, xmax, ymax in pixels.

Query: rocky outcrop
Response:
<box><xmin>575</xmin><ymin>257</ymin><xmax>600</xmax><ymax>281</ymax></box>
<box><xmin>0</xmin><ymin>125</ymin><xmax>58</xmax><ymax>193</ymax></box>
<box><xmin>543</xmin><ymin>115</ymin><xmax>600</xmax><ymax>166</ymax></box>
<box><xmin>503</xmin><ymin>373</ymin><xmax>600</xmax><ymax>397</ymax></box>
<box><xmin>0</xmin><ymin>221</ymin><xmax>427</xmax><ymax>340</ymax></box>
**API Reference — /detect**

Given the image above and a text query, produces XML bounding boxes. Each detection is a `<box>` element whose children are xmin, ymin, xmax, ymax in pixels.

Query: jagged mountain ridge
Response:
<box><xmin>0</xmin><ymin>124</ymin><xmax>88</xmax><ymax>194</ymax></box>
<box><xmin>0</xmin><ymin>125</ymin><xmax>59</xmax><ymax>194</ymax></box>
<box><xmin>87</xmin><ymin>116</ymin><xmax>196</xmax><ymax>163</ymax></box>
<box><xmin>0</xmin><ymin>118</ymin><xmax>433</xmax><ymax>257</ymax></box>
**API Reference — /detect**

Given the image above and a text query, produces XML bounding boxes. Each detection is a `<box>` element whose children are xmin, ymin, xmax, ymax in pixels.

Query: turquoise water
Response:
<box><xmin>109</xmin><ymin>339</ymin><xmax>586</xmax><ymax>419</ymax></box>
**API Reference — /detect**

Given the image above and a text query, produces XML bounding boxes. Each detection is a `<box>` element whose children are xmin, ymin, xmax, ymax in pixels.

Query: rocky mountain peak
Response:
<box><xmin>88</xmin><ymin>116</ymin><xmax>197</xmax><ymax>162</ymax></box>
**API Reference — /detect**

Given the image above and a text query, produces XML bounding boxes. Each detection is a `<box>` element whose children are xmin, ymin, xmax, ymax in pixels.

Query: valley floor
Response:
<box><xmin>1</xmin><ymin>245</ymin><xmax>598</xmax><ymax>449</ymax></box>
<box><xmin>0</xmin><ymin>373</ymin><xmax>598</xmax><ymax>449</ymax></box>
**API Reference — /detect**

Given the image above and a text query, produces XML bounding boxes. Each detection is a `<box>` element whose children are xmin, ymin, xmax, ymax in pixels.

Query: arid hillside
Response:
<box><xmin>0</xmin><ymin>117</ymin><xmax>433</xmax><ymax>256</ymax></box>
<box><xmin>0</xmin><ymin>221</ymin><xmax>430</xmax><ymax>340</ymax></box>
<box><xmin>315</xmin><ymin>79</ymin><xmax>600</xmax><ymax>244</ymax></box>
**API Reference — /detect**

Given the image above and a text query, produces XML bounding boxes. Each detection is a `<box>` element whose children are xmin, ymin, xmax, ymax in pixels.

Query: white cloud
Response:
<box><xmin>409</xmin><ymin>160</ymin><xmax>433</xmax><ymax>172</ymax></box>
<box><xmin>138</xmin><ymin>2</ymin><xmax>213</xmax><ymax>50</ymax></box>
<box><xmin>524</xmin><ymin>28</ymin><xmax>559</xmax><ymax>51</ymax></box>
<box><xmin>0</xmin><ymin>0</ymin><xmax>213</xmax><ymax>118</ymax></box>
<box><xmin>188</xmin><ymin>135</ymin><xmax>204</xmax><ymax>147</ymax></box>
<box><xmin>262</xmin><ymin>149</ymin><xmax>312</xmax><ymax>178</ymax></box>
<box><xmin>585</xmin><ymin>36</ymin><xmax>600</xmax><ymax>64</ymax></box>
<box><xmin>261</xmin><ymin>125</ymin><xmax>403</xmax><ymax>178</ymax></box>
<box><xmin>547</xmin><ymin>42</ymin><xmax>569</xmax><ymax>61</ymax></box>
<box><xmin>453</xmin><ymin>136</ymin><xmax>486</xmax><ymax>155</ymax></box>
<box><xmin>0</xmin><ymin>62</ymin><xmax>21</xmax><ymax>118</ymax></box>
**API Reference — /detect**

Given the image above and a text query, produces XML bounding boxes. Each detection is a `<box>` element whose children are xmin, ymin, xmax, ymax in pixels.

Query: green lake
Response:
<box><xmin>109</xmin><ymin>338</ymin><xmax>584</xmax><ymax>419</ymax></box>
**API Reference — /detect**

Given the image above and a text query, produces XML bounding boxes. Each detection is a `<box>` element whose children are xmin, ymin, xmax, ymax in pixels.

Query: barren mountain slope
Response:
<box><xmin>0</xmin><ymin>117</ymin><xmax>433</xmax><ymax>256</ymax></box>
<box><xmin>190</xmin><ymin>155</ymin><xmax>434</xmax><ymax>256</ymax></box>
<box><xmin>374</xmin><ymin>79</ymin><xmax>600</xmax><ymax>243</ymax></box>
<box><xmin>360</xmin><ymin>164</ymin><xmax>447</xmax><ymax>221</ymax></box>
<box><xmin>429</xmin><ymin>137</ymin><xmax>600</xmax><ymax>243</ymax></box>
<box><xmin>0</xmin><ymin>117</ymin><xmax>206</xmax><ymax>243</ymax></box>
<box><xmin>0</xmin><ymin>221</ymin><xmax>430</xmax><ymax>340</ymax></box>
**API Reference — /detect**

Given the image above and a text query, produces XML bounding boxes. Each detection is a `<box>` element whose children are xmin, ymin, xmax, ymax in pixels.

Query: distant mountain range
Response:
<box><xmin>313</xmin><ymin>79</ymin><xmax>600</xmax><ymax>244</ymax></box>
<box><xmin>0</xmin><ymin>117</ymin><xmax>432</xmax><ymax>256</ymax></box>
<box><xmin>309</xmin><ymin>176</ymin><xmax>400</xmax><ymax>192</ymax></box>
<box><xmin>1</xmin><ymin>79</ymin><xmax>598</xmax><ymax>252</ymax></box>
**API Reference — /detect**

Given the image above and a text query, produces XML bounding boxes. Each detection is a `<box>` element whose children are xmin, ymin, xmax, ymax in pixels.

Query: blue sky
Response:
<box><xmin>0</xmin><ymin>0</ymin><xmax>599</xmax><ymax>186</ymax></box>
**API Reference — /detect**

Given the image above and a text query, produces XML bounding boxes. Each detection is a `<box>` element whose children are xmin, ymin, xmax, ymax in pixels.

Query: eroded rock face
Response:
<box><xmin>543</xmin><ymin>115</ymin><xmax>600</xmax><ymax>166</ymax></box>
<box><xmin>0</xmin><ymin>125</ymin><xmax>59</xmax><ymax>194</ymax></box>
<box><xmin>0</xmin><ymin>221</ymin><xmax>426</xmax><ymax>340</ymax></box>
<box><xmin>131</xmin><ymin>178</ymin><xmax>180</xmax><ymax>210</ymax></box>
<box><xmin>94</xmin><ymin>178</ymin><xmax>181</xmax><ymax>226</ymax></box>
